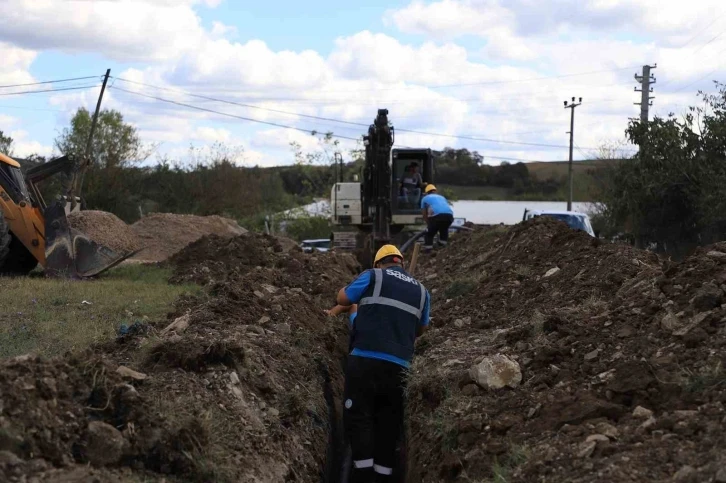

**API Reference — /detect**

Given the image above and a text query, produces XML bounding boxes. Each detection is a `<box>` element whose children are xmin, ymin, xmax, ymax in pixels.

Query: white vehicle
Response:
<box><xmin>523</xmin><ymin>209</ymin><xmax>596</xmax><ymax>237</ymax></box>
<box><xmin>300</xmin><ymin>239</ymin><xmax>331</xmax><ymax>253</ymax></box>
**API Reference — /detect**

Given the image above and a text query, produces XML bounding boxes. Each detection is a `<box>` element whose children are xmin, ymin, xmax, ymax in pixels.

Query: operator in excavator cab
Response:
<box><xmin>420</xmin><ymin>184</ymin><xmax>454</xmax><ymax>252</ymax></box>
<box><xmin>330</xmin><ymin>245</ymin><xmax>430</xmax><ymax>482</ymax></box>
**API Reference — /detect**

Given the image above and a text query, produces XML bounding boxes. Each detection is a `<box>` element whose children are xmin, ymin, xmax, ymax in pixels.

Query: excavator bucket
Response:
<box><xmin>44</xmin><ymin>203</ymin><xmax>134</xmax><ymax>278</ymax></box>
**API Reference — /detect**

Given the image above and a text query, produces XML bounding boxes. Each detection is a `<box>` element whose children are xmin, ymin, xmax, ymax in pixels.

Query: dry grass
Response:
<box><xmin>0</xmin><ymin>264</ymin><xmax>201</xmax><ymax>358</ymax></box>
<box><xmin>490</xmin><ymin>444</ymin><xmax>530</xmax><ymax>483</ymax></box>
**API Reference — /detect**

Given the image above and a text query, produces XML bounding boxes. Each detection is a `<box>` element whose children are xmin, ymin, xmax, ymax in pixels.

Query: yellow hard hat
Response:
<box><xmin>424</xmin><ymin>184</ymin><xmax>437</xmax><ymax>193</ymax></box>
<box><xmin>374</xmin><ymin>244</ymin><xmax>403</xmax><ymax>265</ymax></box>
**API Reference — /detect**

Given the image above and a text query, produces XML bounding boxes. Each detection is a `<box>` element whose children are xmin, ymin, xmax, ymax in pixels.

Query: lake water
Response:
<box><xmin>291</xmin><ymin>199</ymin><xmax>596</xmax><ymax>225</ymax></box>
<box><xmin>451</xmin><ymin>200</ymin><xmax>596</xmax><ymax>225</ymax></box>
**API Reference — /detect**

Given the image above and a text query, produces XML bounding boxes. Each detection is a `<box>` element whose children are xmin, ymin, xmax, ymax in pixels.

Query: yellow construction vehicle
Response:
<box><xmin>0</xmin><ymin>152</ymin><xmax>134</xmax><ymax>278</ymax></box>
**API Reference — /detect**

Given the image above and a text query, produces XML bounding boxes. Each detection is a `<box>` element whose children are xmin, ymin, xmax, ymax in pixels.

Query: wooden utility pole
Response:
<box><xmin>408</xmin><ymin>243</ymin><xmax>421</xmax><ymax>276</ymax></box>
<box><xmin>74</xmin><ymin>68</ymin><xmax>111</xmax><ymax>209</ymax></box>
<box><xmin>564</xmin><ymin>97</ymin><xmax>582</xmax><ymax>212</ymax></box>
<box><xmin>634</xmin><ymin>64</ymin><xmax>656</xmax><ymax>123</ymax></box>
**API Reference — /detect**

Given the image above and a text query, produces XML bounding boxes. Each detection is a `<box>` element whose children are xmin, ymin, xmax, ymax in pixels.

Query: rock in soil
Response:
<box><xmin>469</xmin><ymin>354</ymin><xmax>522</xmax><ymax>389</ymax></box>
<box><xmin>84</xmin><ymin>421</ymin><xmax>127</xmax><ymax>466</ymax></box>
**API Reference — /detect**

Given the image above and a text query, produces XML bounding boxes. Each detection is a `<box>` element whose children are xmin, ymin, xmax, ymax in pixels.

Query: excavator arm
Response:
<box><xmin>28</xmin><ymin>154</ymin><xmax>132</xmax><ymax>277</ymax></box>
<box><xmin>0</xmin><ymin>153</ymin><xmax>133</xmax><ymax>278</ymax></box>
<box><xmin>362</xmin><ymin>109</ymin><xmax>395</xmax><ymax>256</ymax></box>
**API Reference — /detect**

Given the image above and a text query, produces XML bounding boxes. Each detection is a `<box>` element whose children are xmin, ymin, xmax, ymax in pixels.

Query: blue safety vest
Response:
<box><xmin>351</xmin><ymin>267</ymin><xmax>427</xmax><ymax>362</ymax></box>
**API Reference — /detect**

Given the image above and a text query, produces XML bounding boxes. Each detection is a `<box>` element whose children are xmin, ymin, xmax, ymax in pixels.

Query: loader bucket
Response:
<box><xmin>44</xmin><ymin>203</ymin><xmax>134</xmax><ymax>278</ymax></box>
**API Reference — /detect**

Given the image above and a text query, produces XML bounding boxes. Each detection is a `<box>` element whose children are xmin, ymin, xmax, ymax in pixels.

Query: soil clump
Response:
<box><xmin>1</xmin><ymin>233</ymin><xmax>360</xmax><ymax>482</ymax></box>
<box><xmin>67</xmin><ymin>210</ymin><xmax>140</xmax><ymax>253</ymax></box>
<box><xmin>130</xmin><ymin>213</ymin><xmax>247</xmax><ymax>262</ymax></box>
<box><xmin>406</xmin><ymin>217</ymin><xmax>726</xmax><ymax>482</ymax></box>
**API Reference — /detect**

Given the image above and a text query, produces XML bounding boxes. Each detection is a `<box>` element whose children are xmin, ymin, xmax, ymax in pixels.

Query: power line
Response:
<box><xmin>112</xmin><ymin>76</ymin><xmax>369</xmax><ymax>128</ymax></box>
<box><xmin>393</xmin><ymin>127</ymin><xmax>574</xmax><ymax>149</ymax></box>
<box><xmin>110</xmin><ymin>85</ymin><xmax>571</xmax><ymax>163</ymax></box>
<box><xmin>396</xmin><ymin>66</ymin><xmax>642</xmax><ymax>90</ymax></box>
<box><xmin>162</xmin><ymin>65</ymin><xmax>641</xmax><ymax>94</ymax></box>
<box><xmin>113</xmin><ymin>77</ymin><xmax>622</xmax><ymax>151</ymax></box>
<box><xmin>0</xmin><ymin>84</ymin><xmax>101</xmax><ymax>97</ymax></box>
<box><xmin>0</xmin><ymin>76</ymin><xmax>101</xmax><ymax>89</ymax></box>
<box><xmin>109</xmin><ymin>85</ymin><xmax>361</xmax><ymax>141</ymax></box>
<box><xmin>678</xmin><ymin>12</ymin><xmax>726</xmax><ymax>48</ymax></box>
<box><xmin>691</xmin><ymin>28</ymin><xmax>726</xmax><ymax>55</ymax></box>
<box><xmin>0</xmin><ymin>104</ymin><xmax>66</xmax><ymax>112</ymax></box>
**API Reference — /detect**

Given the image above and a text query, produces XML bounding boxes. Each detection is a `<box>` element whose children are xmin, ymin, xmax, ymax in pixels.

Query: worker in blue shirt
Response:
<box><xmin>420</xmin><ymin>184</ymin><xmax>454</xmax><ymax>251</ymax></box>
<box><xmin>332</xmin><ymin>244</ymin><xmax>430</xmax><ymax>482</ymax></box>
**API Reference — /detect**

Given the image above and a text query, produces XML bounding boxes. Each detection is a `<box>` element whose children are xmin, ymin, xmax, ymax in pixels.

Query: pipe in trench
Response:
<box><xmin>399</xmin><ymin>224</ymin><xmax>472</xmax><ymax>254</ymax></box>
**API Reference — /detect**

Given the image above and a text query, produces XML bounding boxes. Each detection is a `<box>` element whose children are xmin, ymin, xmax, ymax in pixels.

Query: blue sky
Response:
<box><xmin>0</xmin><ymin>0</ymin><xmax>724</xmax><ymax>166</ymax></box>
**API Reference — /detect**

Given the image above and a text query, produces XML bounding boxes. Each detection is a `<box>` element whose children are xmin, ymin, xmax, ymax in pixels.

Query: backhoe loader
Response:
<box><xmin>0</xmin><ymin>151</ymin><xmax>134</xmax><ymax>278</ymax></box>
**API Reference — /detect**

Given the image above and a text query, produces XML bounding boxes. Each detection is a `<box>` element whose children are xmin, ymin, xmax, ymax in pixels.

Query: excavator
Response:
<box><xmin>0</xmin><ymin>151</ymin><xmax>135</xmax><ymax>278</ymax></box>
<box><xmin>330</xmin><ymin>108</ymin><xmax>434</xmax><ymax>267</ymax></box>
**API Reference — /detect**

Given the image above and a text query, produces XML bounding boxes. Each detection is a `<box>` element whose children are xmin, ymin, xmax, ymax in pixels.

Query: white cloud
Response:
<box><xmin>0</xmin><ymin>114</ymin><xmax>18</xmax><ymax>128</ymax></box>
<box><xmin>0</xmin><ymin>1</ymin><xmax>206</xmax><ymax>62</ymax></box>
<box><xmin>4</xmin><ymin>0</ymin><xmax>726</xmax><ymax>169</ymax></box>
<box><xmin>0</xmin><ymin>41</ymin><xmax>37</xmax><ymax>88</ymax></box>
<box><xmin>210</xmin><ymin>21</ymin><xmax>237</xmax><ymax>39</ymax></box>
<box><xmin>193</xmin><ymin>126</ymin><xmax>231</xmax><ymax>143</ymax></box>
<box><xmin>386</xmin><ymin>0</ymin><xmax>513</xmax><ymax>39</ymax></box>
<box><xmin>388</xmin><ymin>0</ymin><xmax>721</xmax><ymax>39</ymax></box>
<box><xmin>9</xmin><ymin>129</ymin><xmax>53</xmax><ymax>158</ymax></box>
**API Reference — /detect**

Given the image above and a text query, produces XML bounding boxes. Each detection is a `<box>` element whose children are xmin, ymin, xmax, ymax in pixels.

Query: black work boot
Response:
<box><xmin>350</xmin><ymin>467</ymin><xmax>375</xmax><ymax>483</ymax></box>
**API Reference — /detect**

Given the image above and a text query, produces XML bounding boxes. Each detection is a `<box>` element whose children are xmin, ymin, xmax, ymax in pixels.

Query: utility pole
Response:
<box><xmin>634</xmin><ymin>64</ymin><xmax>656</xmax><ymax>123</ymax></box>
<box><xmin>564</xmin><ymin>97</ymin><xmax>582</xmax><ymax>212</ymax></box>
<box><xmin>73</xmin><ymin>68</ymin><xmax>111</xmax><ymax>211</ymax></box>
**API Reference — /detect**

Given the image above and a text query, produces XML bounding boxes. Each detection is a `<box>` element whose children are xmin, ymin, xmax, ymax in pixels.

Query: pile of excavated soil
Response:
<box><xmin>1</xmin><ymin>235</ymin><xmax>360</xmax><ymax>482</ymax></box>
<box><xmin>169</xmin><ymin>232</ymin><xmax>357</xmax><ymax>286</ymax></box>
<box><xmin>130</xmin><ymin>213</ymin><xmax>247</xmax><ymax>262</ymax></box>
<box><xmin>406</xmin><ymin>217</ymin><xmax>726</xmax><ymax>482</ymax></box>
<box><xmin>67</xmin><ymin>210</ymin><xmax>140</xmax><ymax>254</ymax></box>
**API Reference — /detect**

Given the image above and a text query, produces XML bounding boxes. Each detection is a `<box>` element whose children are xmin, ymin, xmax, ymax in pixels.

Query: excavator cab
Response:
<box><xmin>0</xmin><ymin>152</ymin><xmax>134</xmax><ymax>278</ymax></box>
<box><xmin>392</xmin><ymin>148</ymin><xmax>433</xmax><ymax>213</ymax></box>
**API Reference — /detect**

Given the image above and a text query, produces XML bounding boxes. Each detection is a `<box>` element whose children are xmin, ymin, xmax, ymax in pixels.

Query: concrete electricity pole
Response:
<box><xmin>634</xmin><ymin>64</ymin><xmax>656</xmax><ymax>123</ymax></box>
<box><xmin>564</xmin><ymin>97</ymin><xmax>582</xmax><ymax>212</ymax></box>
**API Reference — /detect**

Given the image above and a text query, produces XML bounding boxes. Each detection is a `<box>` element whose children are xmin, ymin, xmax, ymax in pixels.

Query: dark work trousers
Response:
<box><xmin>424</xmin><ymin>213</ymin><xmax>454</xmax><ymax>248</ymax></box>
<box><xmin>344</xmin><ymin>355</ymin><xmax>406</xmax><ymax>482</ymax></box>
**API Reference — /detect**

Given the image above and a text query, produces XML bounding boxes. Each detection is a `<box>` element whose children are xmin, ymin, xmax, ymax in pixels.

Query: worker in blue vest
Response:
<box><xmin>420</xmin><ymin>184</ymin><xmax>454</xmax><ymax>251</ymax></box>
<box><xmin>333</xmin><ymin>244</ymin><xmax>430</xmax><ymax>482</ymax></box>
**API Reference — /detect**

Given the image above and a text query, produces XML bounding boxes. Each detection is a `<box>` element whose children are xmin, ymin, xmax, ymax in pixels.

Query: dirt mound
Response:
<box><xmin>1</xmin><ymin>234</ymin><xmax>360</xmax><ymax>482</ymax></box>
<box><xmin>168</xmin><ymin>232</ymin><xmax>355</xmax><ymax>286</ymax></box>
<box><xmin>406</xmin><ymin>217</ymin><xmax>726</xmax><ymax>482</ymax></box>
<box><xmin>67</xmin><ymin>210</ymin><xmax>140</xmax><ymax>253</ymax></box>
<box><xmin>130</xmin><ymin>213</ymin><xmax>247</xmax><ymax>262</ymax></box>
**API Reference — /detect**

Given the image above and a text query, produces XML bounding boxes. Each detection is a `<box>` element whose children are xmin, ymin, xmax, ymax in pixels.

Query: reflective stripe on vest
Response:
<box><xmin>358</xmin><ymin>268</ymin><xmax>426</xmax><ymax>318</ymax></box>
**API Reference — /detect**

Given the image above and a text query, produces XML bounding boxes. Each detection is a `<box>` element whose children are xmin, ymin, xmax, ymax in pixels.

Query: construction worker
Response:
<box><xmin>333</xmin><ymin>244</ymin><xmax>430</xmax><ymax>482</ymax></box>
<box><xmin>420</xmin><ymin>184</ymin><xmax>454</xmax><ymax>251</ymax></box>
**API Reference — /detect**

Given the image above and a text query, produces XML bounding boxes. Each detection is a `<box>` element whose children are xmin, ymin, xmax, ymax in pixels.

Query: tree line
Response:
<box><xmin>5</xmin><ymin>81</ymin><xmax>726</xmax><ymax>255</ymax></box>
<box><xmin>597</xmin><ymin>81</ymin><xmax>726</xmax><ymax>258</ymax></box>
<box><xmin>3</xmin><ymin>108</ymin><xmax>345</xmax><ymax>232</ymax></box>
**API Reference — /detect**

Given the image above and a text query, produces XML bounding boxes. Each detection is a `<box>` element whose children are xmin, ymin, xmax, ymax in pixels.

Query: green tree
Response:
<box><xmin>54</xmin><ymin>108</ymin><xmax>150</xmax><ymax>219</ymax></box>
<box><xmin>54</xmin><ymin>108</ymin><xmax>147</xmax><ymax>168</ymax></box>
<box><xmin>0</xmin><ymin>130</ymin><xmax>14</xmax><ymax>156</ymax></box>
<box><xmin>599</xmin><ymin>81</ymin><xmax>726</xmax><ymax>256</ymax></box>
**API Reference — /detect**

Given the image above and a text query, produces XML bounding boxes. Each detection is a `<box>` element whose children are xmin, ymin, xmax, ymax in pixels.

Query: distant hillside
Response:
<box><xmin>432</xmin><ymin>147</ymin><xmax>620</xmax><ymax>201</ymax></box>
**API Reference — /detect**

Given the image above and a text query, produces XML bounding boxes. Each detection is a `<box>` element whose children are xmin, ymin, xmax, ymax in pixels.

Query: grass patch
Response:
<box><xmin>445</xmin><ymin>278</ymin><xmax>478</xmax><ymax>299</ymax></box>
<box><xmin>491</xmin><ymin>444</ymin><xmax>530</xmax><ymax>483</ymax></box>
<box><xmin>683</xmin><ymin>361</ymin><xmax>726</xmax><ymax>393</ymax></box>
<box><xmin>0</xmin><ymin>264</ymin><xmax>201</xmax><ymax>358</ymax></box>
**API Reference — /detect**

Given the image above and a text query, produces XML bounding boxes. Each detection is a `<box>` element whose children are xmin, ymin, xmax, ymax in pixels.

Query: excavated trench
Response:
<box><xmin>0</xmin><ymin>232</ymin><xmax>362</xmax><ymax>483</ymax></box>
